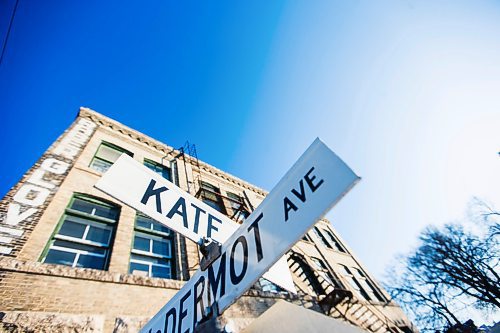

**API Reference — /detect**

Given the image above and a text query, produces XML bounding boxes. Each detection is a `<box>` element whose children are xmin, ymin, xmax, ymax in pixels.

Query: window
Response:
<box><xmin>258</xmin><ymin>277</ymin><xmax>284</xmax><ymax>293</ymax></box>
<box><xmin>41</xmin><ymin>195</ymin><xmax>119</xmax><ymax>270</ymax></box>
<box><xmin>338</xmin><ymin>264</ymin><xmax>371</xmax><ymax>301</ymax></box>
<box><xmin>312</xmin><ymin>226</ymin><xmax>333</xmax><ymax>249</ymax></box>
<box><xmin>352</xmin><ymin>268</ymin><xmax>385</xmax><ymax>302</ymax></box>
<box><xmin>144</xmin><ymin>159</ymin><xmax>171</xmax><ymax>181</ymax></box>
<box><xmin>322</xmin><ymin>228</ymin><xmax>346</xmax><ymax>253</ymax></box>
<box><xmin>129</xmin><ymin>214</ymin><xmax>176</xmax><ymax>279</ymax></box>
<box><xmin>312</xmin><ymin>226</ymin><xmax>346</xmax><ymax>252</ymax></box>
<box><xmin>226</xmin><ymin>191</ymin><xmax>242</xmax><ymax>211</ymax></box>
<box><xmin>310</xmin><ymin>257</ymin><xmax>340</xmax><ymax>289</ymax></box>
<box><xmin>90</xmin><ymin>142</ymin><xmax>133</xmax><ymax>173</ymax></box>
<box><xmin>198</xmin><ymin>181</ymin><xmax>226</xmax><ymax>214</ymax></box>
<box><xmin>226</xmin><ymin>192</ymin><xmax>250</xmax><ymax>222</ymax></box>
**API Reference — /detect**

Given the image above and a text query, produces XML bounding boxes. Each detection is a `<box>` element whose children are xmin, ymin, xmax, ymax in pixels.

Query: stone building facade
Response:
<box><xmin>0</xmin><ymin>108</ymin><xmax>416</xmax><ymax>333</ymax></box>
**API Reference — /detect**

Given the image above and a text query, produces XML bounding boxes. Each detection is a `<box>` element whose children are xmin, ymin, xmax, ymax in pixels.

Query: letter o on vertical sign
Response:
<box><xmin>13</xmin><ymin>185</ymin><xmax>50</xmax><ymax>207</ymax></box>
<box><xmin>230</xmin><ymin>235</ymin><xmax>248</xmax><ymax>285</ymax></box>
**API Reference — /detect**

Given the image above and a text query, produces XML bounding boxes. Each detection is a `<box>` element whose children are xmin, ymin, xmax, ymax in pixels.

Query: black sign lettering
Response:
<box><xmin>230</xmin><ymin>235</ymin><xmax>248</xmax><ymax>285</ymax></box>
<box><xmin>178</xmin><ymin>290</ymin><xmax>191</xmax><ymax>333</ymax></box>
<box><xmin>192</xmin><ymin>275</ymin><xmax>206</xmax><ymax>330</ymax></box>
<box><xmin>148</xmin><ymin>329</ymin><xmax>161</xmax><ymax>333</ymax></box>
<box><xmin>247</xmin><ymin>213</ymin><xmax>264</xmax><ymax>262</ymax></box>
<box><xmin>190</xmin><ymin>203</ymin><xmax>206</xmax><ymax>234</ymax></box>
<box><xmin>284</xmin><ymin>166</ymin><xmax>325</xmax><ymax>221</ymax></box>
<box><xmin>291</xmin><ymin>179</ymin><xmax>306</xmax><ymax>202</ymax></box>
<box><xmin>163</xmin><ymin>307</ymin><xmax>176</xmax><ymax>333</ymax></box>
<box><xmin>304</xmin><ymin>167</ymin><xmax>324</xmax><ymax>192</ymax></box>
<box><xmin>166</xmin><ymin>197</ymin><xmax>189</xmax><ymax>228</ymax></box>
<box><xmin>140</xmin><ymin>179</ymin><xmax>168</xmax><ymax>214</ymax></box>
<box><xmin>283</xmin><ymin>197</ymin><xmax>298</xmax><ymax>222</ymax></box>
<box><xmin>207</xmin><ymin>214</ymin><xmax>221</xmax><ymax>238</ymax></box>
<box><xmin>208</xmin><ymin>252</ymin><xmax>226</xmax><ymax>299</ymax></box>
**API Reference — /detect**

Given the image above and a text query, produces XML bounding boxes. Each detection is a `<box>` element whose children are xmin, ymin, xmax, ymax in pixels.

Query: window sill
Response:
<box><xmin>131</xmin><ymin>249</ymin><xmax>171</xmax><ymax>259</ymax></box>
<box><xmin>134</xmin><ymin>226</ymin><xmax>171</xmax><ymax>237</ymax></box>
<box><xmin>65</xmin><ymin>208</ymin><xmax>117</xmax><ymax>224</ymax></box>
<box><xmin>0</xmin><ymin>256</ymin><xmax>184</xmax><ymax>290</ymax></box>
<box><xmin>53</xmin><ymin>235</ymin><xmax>109</xmax><ymax>248</ymax></box>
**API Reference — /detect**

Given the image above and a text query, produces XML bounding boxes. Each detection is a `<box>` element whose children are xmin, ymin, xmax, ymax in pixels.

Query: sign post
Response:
<box><xmin>127</xmin><ymin>138</ymin><xmax>360</xmax><ymax>333</ymax></box>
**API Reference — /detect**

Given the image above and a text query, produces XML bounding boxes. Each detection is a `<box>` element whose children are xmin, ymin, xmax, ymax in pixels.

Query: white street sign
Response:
<box><xmin>137</xmin><ymin>138</ymin><xmax>359</xmax><ymax>333</ymax></box>
<box><xmin>95</xmin><ymin>152</ymin><xmax>295</xmax><ymax>293</ymax></box>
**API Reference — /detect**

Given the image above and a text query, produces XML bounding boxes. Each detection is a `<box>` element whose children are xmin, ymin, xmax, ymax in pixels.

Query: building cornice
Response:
<box><xmin>78</xmin><ymin>107</ymin><xmax>268</xmax><ymax>196</ymax></box>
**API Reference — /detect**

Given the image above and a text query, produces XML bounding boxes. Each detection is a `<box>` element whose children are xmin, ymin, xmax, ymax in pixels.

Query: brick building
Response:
<box><xmin>0</xmin><ymin>108</ymin><xmax>416</xmax><ymax>332</ymax></box>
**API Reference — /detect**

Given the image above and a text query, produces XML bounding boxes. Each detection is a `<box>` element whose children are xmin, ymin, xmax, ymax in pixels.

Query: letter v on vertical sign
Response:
<box><xmin>95</xmin><ymin>153</ymin><xmax>296</xmax><ymax>293</ymax></box>
<box><xmin>135</xmin><ymin>138</ymin><xmax>359</xmax><ymax>333</ymax></box>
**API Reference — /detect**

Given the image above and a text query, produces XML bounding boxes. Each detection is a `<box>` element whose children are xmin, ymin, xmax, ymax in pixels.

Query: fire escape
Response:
<box><xmin>171</xmin><ymin>141</ymin><xmax>250</xmax><ymax>224</ymax></box>
<box><xmin>171</xmin><ymin>141</ymin><xmax>408</xmax><ymax>333</ymax></box>
<box><xmin>288</xmin><ymin>247</ymin><xmax>407</xmax><ymax>333</ymax></box>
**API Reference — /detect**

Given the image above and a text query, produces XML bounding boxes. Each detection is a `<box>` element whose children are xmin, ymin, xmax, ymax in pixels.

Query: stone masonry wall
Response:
<box><xmin>0</xmin><ymin>108</ymin><xmax>415</xmax><ymax>332</ymax></box>
<box><xmin>0</xmin><ymin>257</ymin><xmax>183</xmax><ymax>332</ymax></box>
<box><xmin>0</xmin><ymin>257</ymin><xmax>305</xmax><ymax>333</ymax></box>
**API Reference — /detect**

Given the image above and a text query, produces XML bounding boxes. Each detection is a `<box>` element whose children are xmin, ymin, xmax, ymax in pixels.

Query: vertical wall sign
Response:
<box><xmin>0</xmin><ymin>117</ymin><xmax>97</xmax><ymax>256</ymax></box>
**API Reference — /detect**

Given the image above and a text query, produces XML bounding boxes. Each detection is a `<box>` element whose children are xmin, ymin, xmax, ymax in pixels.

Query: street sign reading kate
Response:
<box><xmin>95</xmin><ymin>147</ymin><xmax>296</xmax><ymax>292</ymax></box>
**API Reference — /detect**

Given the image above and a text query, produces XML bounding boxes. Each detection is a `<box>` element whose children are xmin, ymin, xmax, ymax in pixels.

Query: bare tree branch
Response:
<box><xmin>385</xmin><ymin>199</ymin><xmax>500</xmax><ymax>332</ymax></box>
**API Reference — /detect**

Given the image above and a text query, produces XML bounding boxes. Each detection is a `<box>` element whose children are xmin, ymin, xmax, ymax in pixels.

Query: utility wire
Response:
<box><xmin>0</xmin><ymin>0</ymin><xmax>19</xmax><ymax>67</ymax></box>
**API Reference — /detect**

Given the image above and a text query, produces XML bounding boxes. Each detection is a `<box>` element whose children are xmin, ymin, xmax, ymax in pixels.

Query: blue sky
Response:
<box><xmin>1</xmin><ymin>0</ymin><xmax>500</xmax><ymax>288</ymax></box>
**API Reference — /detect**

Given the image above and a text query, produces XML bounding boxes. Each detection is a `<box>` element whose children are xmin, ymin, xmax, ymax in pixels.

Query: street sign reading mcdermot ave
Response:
<box><xmin>99</xmin><ymin>138</ymin><xmax>359</xmax><ymax>333</ymax></box>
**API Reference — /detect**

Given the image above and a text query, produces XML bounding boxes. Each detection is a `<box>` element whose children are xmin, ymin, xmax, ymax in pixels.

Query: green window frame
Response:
<box><xmin>226</xmin><ymin>192</ymin><xmax>243</xmax><ymax>211</ymax></box>
<box><xmin>41</xmin><ymin>194</ymin><xmax>120</xmax><ymax>270</ymax></box>
<box><xmin>90</xmin><ymin>141</ymin><xmax>133</xmax><ymax>173</ymax></box>
<box><xmin>199</xmin><ymin>181</ymin><xmax>226</xmax><ymax>214</ymax></box>
<box><xmin>226</xmin><ymin>191</ymin><xmax>249</xmax><ymax>222</ymax></box>
<box><xmin>143</xmin><ymin>159</ymin><xmax>171</xmax><ymax>181</ymax></box>
<box><xmin>129</xmin><ymin>214</ymin><xmax>177</xmax><ymax>279</ymax></box>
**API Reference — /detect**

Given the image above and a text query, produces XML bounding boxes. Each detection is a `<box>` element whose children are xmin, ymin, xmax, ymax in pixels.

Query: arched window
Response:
<box><xmin>41</xmin><ymin>194</ymin><xmax>120</xmax><ymax>270</ymax></box>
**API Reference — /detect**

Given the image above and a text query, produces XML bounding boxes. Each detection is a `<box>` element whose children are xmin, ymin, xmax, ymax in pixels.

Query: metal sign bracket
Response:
<box><xmin>199</xmin><ymin>237</ymin><xmax>222</xmax><ymax>271</ymax></box>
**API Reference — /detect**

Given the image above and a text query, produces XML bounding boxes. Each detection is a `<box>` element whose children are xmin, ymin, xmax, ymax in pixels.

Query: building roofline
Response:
<box><xmin>78</xmin><ymin>107</ymin><xmax>268</xmax><ymax>196</ymax></box>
